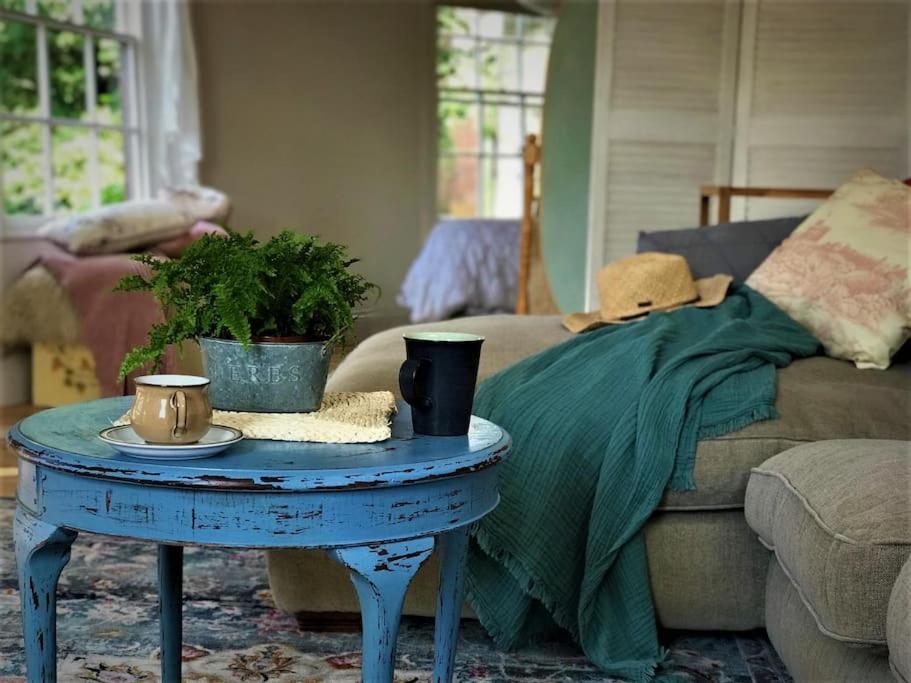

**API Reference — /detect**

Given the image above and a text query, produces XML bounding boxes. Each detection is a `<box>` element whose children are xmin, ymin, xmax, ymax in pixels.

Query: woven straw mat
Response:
<box><xmin>115</xmin><ymin>391</ymin><xmax>397</xmax><ymax>443</ymax></box>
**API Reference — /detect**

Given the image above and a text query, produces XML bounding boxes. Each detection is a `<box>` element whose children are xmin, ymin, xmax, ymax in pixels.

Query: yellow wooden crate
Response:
<box><xmin>32</xmin><ymin>342</ymin><xmax>204</xmax><ymax>407</ymax></box>
<box><xmin>32</xmin><ymin>343</ymin><xmax>102</xmax><ymax>407</ymax></box>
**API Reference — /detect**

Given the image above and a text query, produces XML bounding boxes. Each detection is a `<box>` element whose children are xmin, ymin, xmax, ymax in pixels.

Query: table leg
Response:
<box><xmin>158</xmin><ymin>544</ymin><xmax>183</xmax><ymax>682</ymax></box>
<box><xmin>14</xmin><ymin>506</ymin><xmax>77</xmax><ymax>683</ymax></box>
<box><xmin>330</xmin><ymin>538</ymin><xmax>434</xmax><ymax>683</ymax></box>
<box><xmin>433</xmin><ymin>526</ymin><xmax>470</xmax><ymax>683</ymax></box>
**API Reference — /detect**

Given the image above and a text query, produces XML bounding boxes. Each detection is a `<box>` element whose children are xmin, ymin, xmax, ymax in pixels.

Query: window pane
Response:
<box><xmin>83</xmin><ymin>0</ymin><xmax>117</xmax><ymax>30</ymax></box>
<box><xmin>52</xmin><ymin>126</ymin><xmax>92</xmax><ymax>213</ymax></box>
<box><xmin>435</xmin><ymin>7</ymin><xmax>555</xmax><ymax>219</ymax></box>
<box><xmin>483</xmin><ymin>156</ymin><xmax>523</xmax><ymax>218</ymax></box>
<box><xmin>521</xmin><ymin>16</ymin><xmax>556</xmax><ymax>42</ymax></box>
<box><xmin>478</xmin><ymin>11</ymin><xmax>506</xmax><ymax>39</ymax></box>
<box><xmin>524</xmin><ymin>105</ymin><xmax>543</xmax><ymax>139</ymax></box>
<box><xmin>1</xmin><ymin>121</ymin><xmax>45</xmax><ymax>215</ymax></box>
<box><xmin>438</xmin><ymin>100</ymin><xmax>479</xmax><ymax>154</ymax></box>
<box><xmin>521</xmin><ymin>44</ymin><xmax>549</xmax><ymax>93</ymax></box>
<box><xmin>480</xmin><ymin>42</ymin><xmax>519</xmax><ymax>91</ymax></box>
<box><xmin>438</xmin><ymin>35</ymin><xmax>476</xmax><ymax>89</ymax></box>
<box><xmin>49</xmin><ymin>30</ymin><xmax>86</xmax><ymax>120</ymax></box>
<box><xmin>98</xmin><ymin>129</ymin><xmax>125</xmax><ymax>205</ymax></box>
<box><xmin>483</xmin><ymin>103</ymin><xmax>522</xmax><ymax>156</ymax></box>
<box><xmin>438</xmin><ymin>155</ymin><xmax>478</xmax><ymax>218</ymax></box>
<box><xmin>95</xmin><ymin>38</ymin><xmax>122</xmax><ymax>124</ymax></box>
<box><xmin>0</xmin><ymin>21</ymin><xmax>38</xmax><ymax>115</ymax></box>
<box><xmin>38</xmin><ymin>0</ymin><xmax>75</xmax><ymax>22</ymax></box>
<box><xmin>437</xmin><ymin>7</ymin><xmax>474</xmax><ymax>36</ymax></box>
<box><xmin>501</xmin><ymin>13</ymin><xmax>521</xmax><ymax>39</ymax></box>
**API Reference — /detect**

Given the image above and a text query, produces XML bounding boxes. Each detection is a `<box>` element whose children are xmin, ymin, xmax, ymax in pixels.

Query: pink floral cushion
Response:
<box><xmin>747</xmin><ymin>168</ymin><xmax>910</xmax><ymax>369</ymax></box>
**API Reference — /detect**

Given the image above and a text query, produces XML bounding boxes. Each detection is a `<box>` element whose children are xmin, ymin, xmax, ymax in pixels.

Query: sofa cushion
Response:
<box><xmin>765</xmin><ymin>559</ymin><xmax>894</xmax><ymax>683</ymax></box>
<box><xmin>664</xmin><ymin>355</ymin><xmax>911</xmax><ymax>510</ymax></box>
<box><xmin>746</xmin><ymin>439</ymin><xmax>911</xmax><ymax>645</ymax></box>
<box><xmin>889</xmin><ymin>558</ymin><xmax>911</xmax><ymax>682</ymax></box>
<box><xmin>335</xmin><ymin>315</ymin><xmax>573</xmax><ymax>393</ymax></box>
<box><xmin>636</xmin><ymin>215</ymin><xmax>805</xmax><ymax>283</ymax></box>
<box><xmin>332</xmin><ymin>315</ymin><xmax>911</xmax><ymax>510</ymax></box>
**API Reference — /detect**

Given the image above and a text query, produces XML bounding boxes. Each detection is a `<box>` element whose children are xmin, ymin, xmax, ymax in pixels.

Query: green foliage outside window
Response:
<box><xmin>1</xmin><ymin>10</ymin><xmax>125</xmax><ymax>217</ymax></box>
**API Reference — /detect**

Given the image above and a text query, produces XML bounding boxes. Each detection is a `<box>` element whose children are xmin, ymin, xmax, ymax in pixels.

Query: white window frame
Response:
<box><xmin>436</xmin><ymin>7</ymin><xmax>553</xmax><ymax>218</ymax></box>
<box><xmin>0</xmin><ymin>0</ymin><xmax>148</xmax><ymax>234</ymax></box>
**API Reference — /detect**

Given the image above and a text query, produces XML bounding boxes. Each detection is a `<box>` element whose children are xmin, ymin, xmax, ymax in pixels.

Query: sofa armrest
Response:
<box><xmin>329</xmin><ymin>314</ymin><xmax>570</xmax><ymax>398</ymax></box>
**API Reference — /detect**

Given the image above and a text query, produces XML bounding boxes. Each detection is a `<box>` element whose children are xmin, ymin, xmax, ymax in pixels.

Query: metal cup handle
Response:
<box><xmin>399</xmin><ymin>358</ymin><xmax>432</xmax><ymax>409</ymax></box>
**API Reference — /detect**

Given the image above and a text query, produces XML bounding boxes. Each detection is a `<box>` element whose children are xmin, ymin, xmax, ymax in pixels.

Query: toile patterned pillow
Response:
<box><xmin>747</xmin><ymin>168</ymin><xmax>910</xmax><ymax>369</ymax></box>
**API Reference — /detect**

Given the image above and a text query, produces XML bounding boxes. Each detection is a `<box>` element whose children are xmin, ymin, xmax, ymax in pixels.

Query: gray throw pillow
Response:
<box><xmin>636</xmin><ymin>215</ymin><xmax>806</xmax><ymax>283</ymax></box>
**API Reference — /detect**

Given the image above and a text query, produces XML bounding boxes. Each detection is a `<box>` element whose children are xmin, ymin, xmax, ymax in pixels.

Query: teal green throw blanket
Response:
<box><xmin>467</xmin><ymin>287</ymin><xmax>819</xmax><ymax>681</ymax></box>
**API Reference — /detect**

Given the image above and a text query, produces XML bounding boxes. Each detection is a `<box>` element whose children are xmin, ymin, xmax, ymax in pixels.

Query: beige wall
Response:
<box><xmin>191</xmin><ymin>0</ymin><xmax>436</xmax><ymax>331</ymax></box>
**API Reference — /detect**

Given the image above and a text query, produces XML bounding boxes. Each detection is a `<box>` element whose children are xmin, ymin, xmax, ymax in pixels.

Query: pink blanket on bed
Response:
<box><xmin>2</xmin><ymin>222</ymin><xmax>226</xmax><ymax>397</ymax></box>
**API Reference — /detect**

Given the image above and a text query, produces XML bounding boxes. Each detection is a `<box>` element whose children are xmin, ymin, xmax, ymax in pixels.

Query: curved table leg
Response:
<box><xmin>433</xmin><ymin>526</ymin><xmax>470</xmax><ymax>683</ymax></box>
<box><xmin>330</xmin><ymin>538</ymin><xmax>434</xmax><ymax>683</ymax></box>
<box><xmin>14</xmin><ymin>506</ymin><xmax>78</xmax><ymax>683</ymax></box>
<box><xmin>158</xmin><ymin>544</ymin><xmax>183</xmax><ymax>682</ymax></box>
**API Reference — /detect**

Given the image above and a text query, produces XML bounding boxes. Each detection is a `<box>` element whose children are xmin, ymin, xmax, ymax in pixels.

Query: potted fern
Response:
<box><xmin>117</xmin><ymin>230</ymin><xmax>376</xmax><ymax>413</ymax></box>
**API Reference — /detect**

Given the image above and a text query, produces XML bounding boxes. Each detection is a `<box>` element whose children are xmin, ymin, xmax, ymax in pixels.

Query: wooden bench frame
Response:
<box><xmin>699</xmin><ymin>185</ymin><xmax>833</xmax><ymax>226</ymax></box>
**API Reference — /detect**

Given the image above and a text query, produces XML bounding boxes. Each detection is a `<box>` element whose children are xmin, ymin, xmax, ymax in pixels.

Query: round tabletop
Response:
<box><xmin>10</xmin><ymin>396</ymin><xmax>510</xmax><ymax>492</ymax></box>
<box><xmin>13</xmin><ymin>398</ymin><xmax>508</xmax><ymax>682</ymax></box>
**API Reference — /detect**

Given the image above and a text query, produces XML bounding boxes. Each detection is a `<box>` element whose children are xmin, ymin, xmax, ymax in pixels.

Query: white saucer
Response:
<box><xmin>98</xmin><ymin>425</ymin><xmax>244</xmax><ymax>460</ymax></box>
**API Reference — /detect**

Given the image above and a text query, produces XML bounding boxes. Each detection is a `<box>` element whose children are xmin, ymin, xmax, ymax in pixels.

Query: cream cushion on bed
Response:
<box><xmin>746</xmin><ymin>168</ymin><xmax>911</xmax><ymax>370</ymax></box>
<box><xmin>39</xmin><ymin>199</ymin><xmax>192</xmax><ymax>254</ymax></box>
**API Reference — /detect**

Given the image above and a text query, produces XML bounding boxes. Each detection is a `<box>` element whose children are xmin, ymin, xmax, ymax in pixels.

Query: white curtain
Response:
<box><xmin>139</xmin><ymin>0</ymin><xmax>202</xmax><ymax>193</ymax></box>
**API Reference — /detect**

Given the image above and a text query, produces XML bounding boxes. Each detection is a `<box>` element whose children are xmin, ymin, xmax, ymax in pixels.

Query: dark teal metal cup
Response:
<box><xmin>199</xmin><ymin>337</ymin><xmax>332</xmax><ymax>413</ymax></box>
<box><xmin>399</xmin><ymin>332</ymin><xmax>483</xmax><ymax>436</ymax></box>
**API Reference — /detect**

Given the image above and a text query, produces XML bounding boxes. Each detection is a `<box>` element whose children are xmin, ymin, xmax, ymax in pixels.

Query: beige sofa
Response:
<box><xmin>267</xmin><ymin>315</ymin><xmax>911</xmax><ymax>676</ymax></box>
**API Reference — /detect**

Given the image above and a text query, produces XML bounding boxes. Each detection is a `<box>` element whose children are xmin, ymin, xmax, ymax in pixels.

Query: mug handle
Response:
<box><xmin>399</xmin><ymin>358</ymin><xmax>431</xmax><ymax>409</ymax></box>
<box><xmin>170</xmin><ymin>390</ymin><xmax>188</xmax><ymax>438</ymax></box>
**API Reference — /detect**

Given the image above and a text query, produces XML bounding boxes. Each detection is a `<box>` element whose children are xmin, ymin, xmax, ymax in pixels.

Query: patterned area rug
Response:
<box><xmin>0</xmin><ymin>499</ymin><xmax>791</xmax><ymax>682</ymax></box>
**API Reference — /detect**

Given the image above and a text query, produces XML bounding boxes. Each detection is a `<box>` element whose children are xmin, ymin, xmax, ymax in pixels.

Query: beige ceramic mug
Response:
<box><xmin>130</xmin><ymin>375</ymin><xmax>213</xmax><ymax>444</ymax></box>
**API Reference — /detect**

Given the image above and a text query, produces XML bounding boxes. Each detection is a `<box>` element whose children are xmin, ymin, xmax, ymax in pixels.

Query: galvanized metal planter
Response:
<box><xmin>199</xmin><ymin>337</ymin><xmax>332</xmax><ymax>413</ymax></box>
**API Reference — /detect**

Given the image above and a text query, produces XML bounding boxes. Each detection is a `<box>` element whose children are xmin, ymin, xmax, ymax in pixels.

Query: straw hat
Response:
<box><xmin>563</xmin><ymin>252</ymin><xmax>733</xmax><ymax>333</ymax></box>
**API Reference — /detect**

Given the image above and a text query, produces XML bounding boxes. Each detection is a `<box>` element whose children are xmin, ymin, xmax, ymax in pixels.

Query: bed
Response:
<box><xmin>1</xmin><ymin>260</ymin><xmax>204</xmax><ymax>407</ymax></box>
<box><xmin>397</xmin><ymin>135</ymin><xmax>557</xmax><ymax>323</ymax></box>
<box><xmin>1</xmin><ymin>264</ymin><xmax>102</xmax><ymax>404</ymax></box>
<box><xmin>0</xmin><ymin>197</ymin><xmax>227</xmax><ymax>406</ymax></box>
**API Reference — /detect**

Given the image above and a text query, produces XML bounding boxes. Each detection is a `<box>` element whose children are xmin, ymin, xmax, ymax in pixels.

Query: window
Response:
<box><xmin>436</xmin><ymin>6</ymin><xmax>555</xmax><ymax>218</ymax></box>
<box><xmin>0</xmin><ymin>0</ymin><xmax>143</xmax><ymax>229</ymax></box>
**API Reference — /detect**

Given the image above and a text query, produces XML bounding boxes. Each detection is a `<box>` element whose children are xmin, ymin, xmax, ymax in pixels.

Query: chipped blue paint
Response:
<box><xmin>11</xmin><ymin>397</ymin><xmax>508</xmax><ymax>491</ymax></box>
<box><xmin>330</xmin><ymin>538</ymin><xmax>435</xmax><ymax>681</ymax></box>
<box><xmin>434</xmin><ymin>526</ymin><xmax>471</xmax><ymax>682</ymax></box>
<box><xmin>11</xmin><ymin>398</ymin><xmax>509</xmax><ymax>682</ymax></box>
<box><xmin>14</xmin><ymin>509</ymin><xmax>78</xmax><ymax>682</ymax></box>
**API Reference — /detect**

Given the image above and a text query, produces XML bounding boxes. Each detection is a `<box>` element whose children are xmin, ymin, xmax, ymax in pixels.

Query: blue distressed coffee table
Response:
<box><xmin>10</xmin><ymin>396</ymin><xmax>509</xmax><ymax>682</ymax></box>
